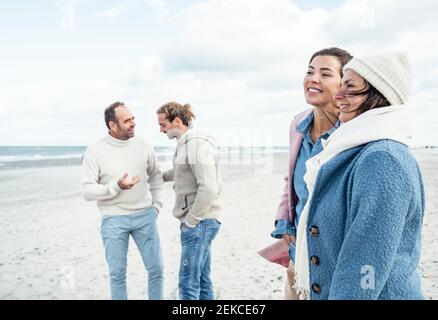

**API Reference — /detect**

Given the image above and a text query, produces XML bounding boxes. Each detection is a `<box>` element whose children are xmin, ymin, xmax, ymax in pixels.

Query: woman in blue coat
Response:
<box><xmin>293</xmin><ymin>52</ymin><xmax>425</xmax><ymax>300</ymax></box>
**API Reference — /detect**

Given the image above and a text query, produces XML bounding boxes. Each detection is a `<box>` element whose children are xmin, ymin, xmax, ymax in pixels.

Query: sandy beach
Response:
<box><xmin>0</xmin><ymin>150</ymin><xmax>437</xmax><ymax>300</ymax></box>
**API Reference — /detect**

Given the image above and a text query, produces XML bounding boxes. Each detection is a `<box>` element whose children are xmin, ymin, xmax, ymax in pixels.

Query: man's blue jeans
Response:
<box><xmin>179</xmin><ymin>219</ymin><xmax>221</xmax><ymax>300</ymax></box>
<box><xmin>100</xmin><ymin>207</ymin><xmax>164</xmax><ymax>300</ymax></box>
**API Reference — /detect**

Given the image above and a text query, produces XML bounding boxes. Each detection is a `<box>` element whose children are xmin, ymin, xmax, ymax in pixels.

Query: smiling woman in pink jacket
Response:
<box><xmin>259</xmin><ymin>47</ymin><xmax>352</xmax><ymax>299</ymax></box>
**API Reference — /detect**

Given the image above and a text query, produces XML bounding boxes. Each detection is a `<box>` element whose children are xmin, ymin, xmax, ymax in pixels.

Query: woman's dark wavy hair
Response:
<box><xmin>309</xmin><ymin>47</ymin><xmax>353</xmax><ymax>77</ymax></box>
<box><xmin>307</xmin><ymin>47</ymin><xmax>353</xmax><ymax>126</ymax></box>
<box><xmin>344</xmin><ymin>78</ymin><xmax>390</xmax><ymax>114</ymax></box>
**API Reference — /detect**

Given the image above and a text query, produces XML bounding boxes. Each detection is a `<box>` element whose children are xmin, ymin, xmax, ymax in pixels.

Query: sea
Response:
<box><xmin>0</xmin><ymin>146</ymin><xmax>290</xmax><ymax>170</ymax></box>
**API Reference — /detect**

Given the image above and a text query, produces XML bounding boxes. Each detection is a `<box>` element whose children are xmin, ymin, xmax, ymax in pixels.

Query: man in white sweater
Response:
<box><xmin>157</xmin><ymin>102</ymin><xmax>221</xmax><ymax>300</ymax></box>
<box><xmin>82</xmin><ymin>102</ymin><xmax>164</xmax><ymax>300</ymax></box>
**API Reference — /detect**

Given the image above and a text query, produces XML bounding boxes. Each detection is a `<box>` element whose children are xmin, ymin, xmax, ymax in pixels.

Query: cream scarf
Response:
<box><xmin>293</xmin><ymin>105</ymin><xmax>413</xmax><ymax>299</ymax></box>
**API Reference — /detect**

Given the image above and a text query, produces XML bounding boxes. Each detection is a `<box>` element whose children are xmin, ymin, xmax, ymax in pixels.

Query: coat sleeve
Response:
<box><xmin>275</xmin><ymin>112</ymin><xmax>305</xmax><ymax>223</ymax></box>
<box><xmin>275</xmin><ymin>174</ymin><xmax>292</xmax><ymax>221</ymax></box>
<box><xmin>328</xmin><ymin>150</ymin><xmax>415</xmax><ymax>299</ymax></box>
<box><xmin>163</xmin><ymin>168</ymin><xmax>175</xmax><ymax>182</ymax></box>
<box><xmin>275</xmin><ymin>119</ymin><xmax>295</xmax><ymax>222</ymax></box>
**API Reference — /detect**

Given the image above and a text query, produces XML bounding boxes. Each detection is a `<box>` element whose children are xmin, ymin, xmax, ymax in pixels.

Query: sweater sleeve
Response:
<box><xmin>81</xmin><ymin>148</ymin><xmax>122</xmax><ymax>201</ymax></box>
<box><xmin>163</xmin><ymin>168</ymin><xmax>175</xmax><ymax>182</ymax></box>
<box><xmin>146</xmin><ymin>145</ymin><xmax>164</xmax><ymax>211</ymax></box>
<box><xmin>185</xmin><ymin>141</ymin><xmax>219</xmax><ymax>226</ymax></box>
<box><xmin>328</xmin><ymin>150</ymin><xmax>413</xmax><ymax>300</ymax></box>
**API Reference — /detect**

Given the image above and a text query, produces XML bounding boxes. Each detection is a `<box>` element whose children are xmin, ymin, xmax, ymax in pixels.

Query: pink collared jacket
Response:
<box><xmin>258</xmin><ymin>108</ymin><xmax>313</xmax><ymax>267</ymax></box>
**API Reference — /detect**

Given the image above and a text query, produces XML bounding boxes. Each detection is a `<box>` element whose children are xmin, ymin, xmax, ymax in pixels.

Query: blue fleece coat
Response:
<box><xmin>305</xmin><ymin>139</ymin><xmax>425</xmax><ymax>300</ymax></box>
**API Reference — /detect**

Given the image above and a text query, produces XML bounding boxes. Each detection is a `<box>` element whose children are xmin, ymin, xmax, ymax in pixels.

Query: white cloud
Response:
<box><xmin>101</xmin><ymin>0</ymin><xmax>438</xmax><ymax>147</ymax></box>
<box><xmin>3</xmin><ymin>0</ymin><xmax>438</xmax><ymax>146</ymax></box>
<box><xmin>163</xmin><ymin>0</ymin><xmax>330</xmax><ymax>72</ymax></box>
<box><xmin>121</xmin><ymin>0</ymin><xmax>335</xmax><ymax>145</ymax></box>
<box><xmin>96</xmin><ymin>4</ymin><xmax>128</xmax><ymax>18</ymax></box>
<box><xmin>143</xmin><ymin>0</ymin><xmax>168</xmax><ymax>14</ymax></box>
<box><xmin>129</xmin><ymin>55</ymin><xmax>163</xmax><ymax>86</ymax></box>
<box><xmin>323</xmin><ymin>0</ymin><xmax>438</xmax><ymax>48</ymax></box>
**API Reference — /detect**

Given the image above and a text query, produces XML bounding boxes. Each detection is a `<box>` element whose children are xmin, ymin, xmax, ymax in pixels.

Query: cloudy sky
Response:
<box><xmin>2</xmin><ymin>0</ymin><xmax>437</xmax><ymax>147</ymax></box>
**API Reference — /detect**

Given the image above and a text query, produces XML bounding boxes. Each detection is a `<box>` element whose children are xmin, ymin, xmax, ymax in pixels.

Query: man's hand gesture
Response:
<box><xmin>117</xmin><ymin>173</ymin><xmax>141</xmax><ymax>190</ymax></box>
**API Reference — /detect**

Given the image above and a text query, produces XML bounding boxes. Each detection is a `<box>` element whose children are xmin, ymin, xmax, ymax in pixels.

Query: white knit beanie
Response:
<box><xmin>344</xmin><ymin>52</ymin><xmax>412</xmax><ymax>105</ymax></box>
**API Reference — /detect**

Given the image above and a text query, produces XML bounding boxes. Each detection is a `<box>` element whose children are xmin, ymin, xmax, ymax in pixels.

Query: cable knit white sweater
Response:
<box><xmin>81</xmin><ymin>134</ymin><xmax>163</xmax><ymax>215</ymax></box>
